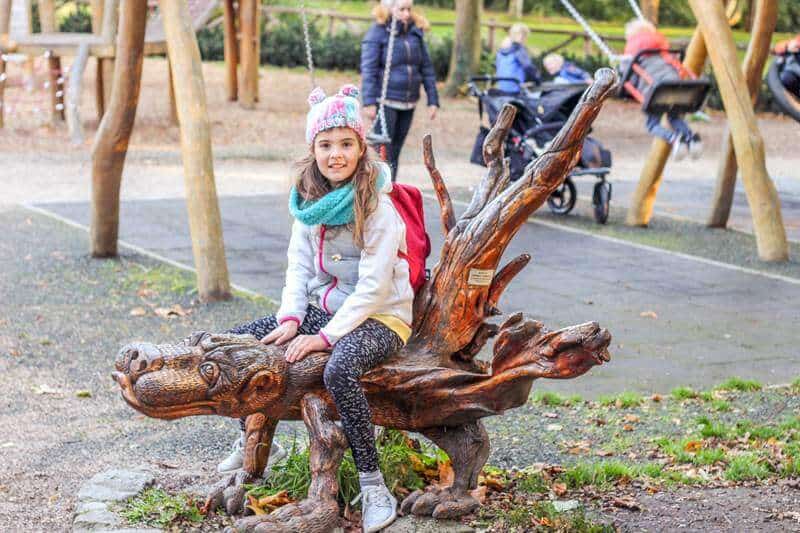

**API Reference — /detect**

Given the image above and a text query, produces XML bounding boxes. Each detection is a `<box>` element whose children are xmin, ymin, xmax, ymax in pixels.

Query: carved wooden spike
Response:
<box><xmin>422</xmin><ymin>134</ymin><xmax>456</xmax><ymax>234</ymax></box>
<box><xmin>487</xmin><ymin>253</ymin><xmax>531</xmax><ymax>313</ymax></box>
<box><xmin>413</xmin><ymin>69</ymin><xmax>618</xmax><ymax>366</ymax></box>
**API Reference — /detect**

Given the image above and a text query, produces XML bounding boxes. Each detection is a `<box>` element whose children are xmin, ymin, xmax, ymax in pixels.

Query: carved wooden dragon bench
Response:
<box><xmin>112</xmin><ymin>69</ymin><xmax>618</xmax><ymax>533</ymax></box>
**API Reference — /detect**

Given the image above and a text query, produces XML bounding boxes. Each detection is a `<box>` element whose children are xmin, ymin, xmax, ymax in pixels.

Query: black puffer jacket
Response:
<box><xmin>360</xmin><ymin>19</ymin><xmax>439</xmax><ymax>108</ymax></box>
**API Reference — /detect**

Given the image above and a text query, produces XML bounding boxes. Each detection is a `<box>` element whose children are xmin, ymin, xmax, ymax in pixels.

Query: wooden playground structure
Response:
<box><xmin>0</xmin><ymin>0</ymin><xmax>791</xmax><ymax>303</ymax></box>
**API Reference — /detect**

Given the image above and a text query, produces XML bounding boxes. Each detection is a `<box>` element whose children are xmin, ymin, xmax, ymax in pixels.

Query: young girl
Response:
<box><xmin>223</xmin><ymin>84</ymin><xmax>412</xmax><ymax>533</ymax></box>
<box><xmin>622</xmin><ymin>19</ymin><xmax>702</xmax><ymax>160</ymax></box>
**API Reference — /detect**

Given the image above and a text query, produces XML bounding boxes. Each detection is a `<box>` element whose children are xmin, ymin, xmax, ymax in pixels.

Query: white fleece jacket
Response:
<box><xmin>276</xmin><ymin>162</ymin><xmax>414</xmax><ymax>345</ymax></box>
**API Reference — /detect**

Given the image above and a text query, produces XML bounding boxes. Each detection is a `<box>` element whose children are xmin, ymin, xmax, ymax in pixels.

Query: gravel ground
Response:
<box><xmin>0</xmin><ymin>204</ymin><xmax>305</xmax><ymax>530</ymax></box>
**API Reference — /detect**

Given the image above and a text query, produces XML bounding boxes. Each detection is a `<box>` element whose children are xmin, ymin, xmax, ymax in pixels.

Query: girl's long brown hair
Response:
<box><xmin>294</xmin><ymin>139</ymin><xmax>378</xmax><ymax>249</ymax></box>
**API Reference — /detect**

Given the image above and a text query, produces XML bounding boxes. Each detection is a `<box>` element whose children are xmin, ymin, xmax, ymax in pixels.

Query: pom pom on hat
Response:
<box><xmin>308</xmin><ymin>87</ymin><xmax>327</xmax><ymax>107</ymax></box>
<box><xmin>338</xmin><ymin>84</ymin><xmax>359</xmax><ymax>98</ymax></box>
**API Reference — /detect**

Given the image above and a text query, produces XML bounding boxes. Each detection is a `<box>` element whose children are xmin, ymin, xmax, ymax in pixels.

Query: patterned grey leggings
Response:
<box><xmin>227</xmin><ymin>305</ymin><xmax>403</xmax><ymax>473</ymax></box>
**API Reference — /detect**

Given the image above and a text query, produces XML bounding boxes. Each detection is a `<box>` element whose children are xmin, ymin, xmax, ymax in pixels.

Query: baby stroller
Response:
<box><xmin>468</xmin><ymin>76</ymin><xmax>613</xmax><ymax>224</ymax></box>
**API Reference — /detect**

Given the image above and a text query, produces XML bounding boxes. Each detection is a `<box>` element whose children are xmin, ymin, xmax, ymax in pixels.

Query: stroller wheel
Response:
<box><xmin>547</xmin><ymin>177</ymin><xmax>577</xmax><ymax>216</ymax></box>
<box><xmin>592</xmin><ymin>180</ymin><xmax>612</xmax><ymax>224</ymax></box>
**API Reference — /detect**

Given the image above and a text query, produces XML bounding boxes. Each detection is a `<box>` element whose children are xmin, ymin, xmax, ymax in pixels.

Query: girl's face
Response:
<box><xmin>392</xmin><ymin>0</ymin><xmax>412</xmax><ymax>24</ymax></box>
<box><xmin>313</xmin><ymin>128</ymin><xmax>364</xmax><ymax>185</ymax></box>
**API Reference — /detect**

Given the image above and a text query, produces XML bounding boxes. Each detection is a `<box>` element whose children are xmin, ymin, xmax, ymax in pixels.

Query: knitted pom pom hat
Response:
<box><xmin>305</xmin><ymin>84</ymin><xmax>366</xmax><ymax>144</ymax></box>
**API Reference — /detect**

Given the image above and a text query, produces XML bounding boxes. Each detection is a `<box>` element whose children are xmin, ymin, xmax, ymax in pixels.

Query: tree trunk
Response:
<box><xmin>507</xmin><ymin>0</ymin><xmax>523</xmax><ymax>20</ymax></box>
<box><xmin>238</xmin><ymin>0</ymin><xmax>258</xmax><ymax>109</ymax></box>
<box><xmin>641</xmin><ymin>0</ymin><xmax>660</xmax><ymax>24</ymax></box>
<box><xmin>38</xmin><ymin>0</ymin><xmax>56</xmax><ymax>32</ymax></box>
<box><xmin>444</xmin><ymin>0</ymin><xmax>481</xmax><ymax>97</ymax></box>
<box><xmin>707</xmin><ymin>0</ymin><xmax>776</xmax><ymax>228</ymax></box>
<box><xmin>160</xmin><ymin>0</ymin><xmax>233</xmax><ymax>300</ymax></box>
<box><xmin>90</xmin><ymin>0</ymin><xmax>147</xmax><ymax>257</ymax></box>
<box><xmin>223</xmin><ymin>0</ymin><xmax>238</xmax><ymax>101</ymax></box>
<box><xmin>689</xmin><ymin>0</ymin><xmax>787</xmax><ymax>261</ymax></box>
<box><xmin>625</xmin><ymin>28</ymin><xmax>707</xmax><ymax>227</ymax></box>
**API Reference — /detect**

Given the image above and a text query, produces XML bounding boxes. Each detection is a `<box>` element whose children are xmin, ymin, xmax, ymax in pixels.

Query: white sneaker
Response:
<box><xmin>357</xmin><ymin>484</ymin><xmax>397</xmax><ymax>533</ymax></box>
<box><xmin>688</xmin><ymin>134</ymin><xmax>703</xmax><ymax>160</ymax></box>
<box><xmin>670</xmin><ymin>136</ymin><xmax>688</xmax><ymax>161</ymax></box>
<box><xmin>216</xmin><ymin>434</ymin><xmax>287</xmax><ymax>474</ymax></box>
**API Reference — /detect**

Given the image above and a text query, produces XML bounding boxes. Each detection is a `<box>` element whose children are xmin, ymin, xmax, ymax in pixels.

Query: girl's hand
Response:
<box><xmin>285</xmin><ymin>334</ymin><xmax>329</xmax><ymax>363</ymax></box>
<box><xmin>363</xmin><ymin>105</ymin><xmax>377</xmax><ymax>120</ymax></box>
<box><xmin>428</xmin><ymin>105</ymin><xmax>438</xmax><ymax>120</ymax></box>
<box><xmin>261</xmin><ymin>321</ymin><xmax>299</xmax><ymax>346</ymax></box>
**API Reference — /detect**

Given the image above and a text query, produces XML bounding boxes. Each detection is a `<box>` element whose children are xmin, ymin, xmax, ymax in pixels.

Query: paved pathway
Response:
<box><xmin>37</xmin><ymin>193</ymin><xmax>800</xmax><ymax>398</ymax></box>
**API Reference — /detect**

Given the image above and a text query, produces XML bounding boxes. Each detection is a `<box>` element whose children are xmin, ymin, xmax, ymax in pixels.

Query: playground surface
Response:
<box><xmin>2</xmin><ymin>61</ymin><xmax>800</xmax><ymax>530</ymax></box>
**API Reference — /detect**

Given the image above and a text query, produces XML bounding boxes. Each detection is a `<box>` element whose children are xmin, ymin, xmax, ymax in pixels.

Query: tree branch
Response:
<box><xmin>486</xmin><ymin>253</ymin><xmax>531</xmax><ymax>314</ymax></box>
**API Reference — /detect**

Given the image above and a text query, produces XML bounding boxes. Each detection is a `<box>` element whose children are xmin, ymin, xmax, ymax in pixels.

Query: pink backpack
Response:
<box><xmin>389</xmin><ymin>184</ymin><xmax>431</xmax><ymax>292</ymax></box>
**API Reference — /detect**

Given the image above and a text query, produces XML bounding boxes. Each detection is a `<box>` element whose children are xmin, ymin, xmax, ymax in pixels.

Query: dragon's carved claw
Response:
<box><xmin>225</xmin><ymin>497</ymin><xmax>339</xmax><ymax>533</ymax></box>
<box><xmin>401</xmin><ymin>487</ymin><xmax>479</xmax><ymax>520</ymax></box>
<box><xmin>204</xmin><ymin>470</ymin><xmax>260</xmax><ymax>517</ymax></box>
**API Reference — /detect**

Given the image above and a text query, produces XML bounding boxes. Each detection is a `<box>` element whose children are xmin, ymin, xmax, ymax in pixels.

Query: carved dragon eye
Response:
<box><xmin>199</xmin><ymin>362</ymin><xmax>219</xmax><ymax>385</ymax></box>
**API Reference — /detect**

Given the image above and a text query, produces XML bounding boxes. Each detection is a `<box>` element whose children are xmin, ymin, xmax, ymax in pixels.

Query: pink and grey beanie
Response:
<box><xmin>305</xmin><ymin>84</ymin><xmax>366</xmax><ymax>144</ymax></box>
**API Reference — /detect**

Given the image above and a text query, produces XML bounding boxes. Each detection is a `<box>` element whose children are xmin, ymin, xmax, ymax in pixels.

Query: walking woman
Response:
<box><xmin>360</xmin><ymin>0</ymin><xmax>439</xmax><ymax>181</ymax></box>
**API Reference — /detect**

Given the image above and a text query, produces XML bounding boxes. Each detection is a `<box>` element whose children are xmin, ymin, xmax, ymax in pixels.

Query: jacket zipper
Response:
<box><xmin>318</xmin><ymin>225</ymin><xmax>337</xmax><ymax>314</ymax></box>
<box><xmin>404</xmin><ymin>37</ymin><xmax>412</xmax><ymax>102</ymax></box>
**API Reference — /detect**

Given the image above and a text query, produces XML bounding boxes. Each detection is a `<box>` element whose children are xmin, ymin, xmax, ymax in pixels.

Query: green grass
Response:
<box><xmin>119</xmin><ymin>488</ymin><xmax>202</xmax><ymax>528</ymax></box>
<box><xmin>598</xmin><ymin>391</ymin><xmax>643</xmax><ymax>409</ymax></box>
<box><xmin>734</xmin><ymin>420</ymin><xmax>782</xmax><ymax>441</ymax></box>
<box><xmin>560</xmin><ymin>460</ymin><xmax>638</xmax><ymax>489</ymax></box>
<box><xmin>247</xmin><ymin>430</ymin><xmax>441</xmax><ymax>506</ymax></box>
<box><xmin>122</xmin><ymin>263</ymin><xmax>197</xmax><ymax>296</ymax></box>
<box><xmin>671</xmin><ymin>387</ymin><xmax>699</xmax><ymax>401</ymax></box>
<box><xmin>532</xmin><ymin>390</ymin><xmax>582</xmax><ymax>407</ymax></box>
<box><xmin>724</xmin><ymin>453</ymin><xmax>771</xmax><ymax>481</ymax></box>
<box><xmin>792</xmin><ymin>378</ymin><xmax>800</xmax><ymax>393</ymax></box>
<box><xmin>696</xmin><ymin>416</ymin><xmax>731</xmax><ymax>439</ymax></box>
<box><xmin>715</xmin><ymin>377</ymin><xmax>762</xmax><ymax>392</ymax></box>
<box><xmin>516</xmin><ymin>471</ymin><xmax>549</xmax><ymax>494</ymax></box>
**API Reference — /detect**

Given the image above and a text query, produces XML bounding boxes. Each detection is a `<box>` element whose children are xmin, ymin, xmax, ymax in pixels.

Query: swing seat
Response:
<box><xmin>366</xmin><ymin>130</ymin><xmax>392</xmax><ymax>146</ymax></box>
<box><xmin>619</xmin><ymin>48</ymin><xmax>711</xmax><ymax>114</ymax></box>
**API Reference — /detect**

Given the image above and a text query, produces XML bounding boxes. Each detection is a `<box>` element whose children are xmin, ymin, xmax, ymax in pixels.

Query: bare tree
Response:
<box><xmin>444</xmin><ymin>0</ymin><xmax>482</xmax><ymax>97</ymax></box>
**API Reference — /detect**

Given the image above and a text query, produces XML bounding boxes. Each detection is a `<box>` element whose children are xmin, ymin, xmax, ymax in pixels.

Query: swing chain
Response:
<box><xmin>558</xmin><ymin>0</ymin><xmax>620</xmax><ymax>62</ymax></box>
<box><xmin>626</xmin><ymin>0</ymin><xmax>646</xmax><ymax>23</ymax></box>
<box><xmin>376</xmin><ymin>14</ymin><xmax>398</xmax><ymax>141</ymax></box>
<box><xmin>299</xmin><ymin>0</ymin><xmax>316</xmax><ymax>89</ymax></box>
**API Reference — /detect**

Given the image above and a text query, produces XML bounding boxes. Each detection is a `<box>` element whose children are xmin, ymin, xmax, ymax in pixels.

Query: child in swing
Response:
<box><xmin>622</xmin><ymin>19</ymin><xmax>702</xmax><ymax>160</ymax></box>
<box><xmin>221</xmin><ymin>84</ymin><xmax>412</xmax><ymax>533</ymax></box>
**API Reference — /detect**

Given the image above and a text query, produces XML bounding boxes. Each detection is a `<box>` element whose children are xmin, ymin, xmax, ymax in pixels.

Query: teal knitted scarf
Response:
<box><xmin>289</xmin><ymin>165</ymin><xmax>387</xmax><ymax>226</ymax></box>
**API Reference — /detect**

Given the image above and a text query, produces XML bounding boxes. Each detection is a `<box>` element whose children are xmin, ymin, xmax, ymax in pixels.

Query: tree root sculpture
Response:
<box><xmin>112</xmin><ymin>69</ymin><xmax>619</xmax><ymax>532</ymax></box>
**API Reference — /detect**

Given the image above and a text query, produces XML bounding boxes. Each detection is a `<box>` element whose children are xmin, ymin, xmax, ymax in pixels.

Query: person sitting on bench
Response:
<box><xmin>622</xmin><ymin>19</ymin><xmax>702</xmax><ymax>160</ymax></box>
<box><xmin>774</xmin><ymin>35</ymin><xmax>800</xmax><ymax>98</ymax></box>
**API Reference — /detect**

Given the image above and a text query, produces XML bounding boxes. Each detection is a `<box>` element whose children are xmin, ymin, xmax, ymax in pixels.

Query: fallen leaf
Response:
<box><xmin>684</xmin><ymin>440</ymin><xmax>703</xmax><ymax>453</ymax></box>
<box><xmin>469</xmin><ymin>485</ymin><xmax>488</xmax><ymax>504</ymax></box>
<box><xmin>650</xmin><ymin>394</ymin><xmax>663</xmax><ymax>402</ymax></box>
<box><xmin>596</xmin><ymin>450</ymin><xmax>614</xmax><ymax>457</ymax></box>
<box><xmin>75</xmin><ymin>390</ymin><xmax>92</xmax><ymax>398</ymax></box>
<box><xmin>543</xmin><ymin>412</ymin><xmax>559</xmax><ymax>419</ymax></box>
<box><xmin>623</xmin><ymin>414</ymin><xmax>640</xmax><ymax>423</ymax></box>
<box><xmin>129</xmin><ymin>307</ymin><xmax>147</xmax><ymax>317</ymax></box>
<box><xmin>539</xmin><ymin>517</ymin><xmax>553</xmax><ymax>527</ymax></box>
<box><xmin>546</xmin><ymin>424</ymin><xmax>563</xmax><ymax>432</ymax></box>
<box><xmin>436</xmin><ymin>461</ymin><xmax>454</xmax><ymax>488</ymax></box>
<box><xmin>552</xmin><ymin>482</ymin><xmax>567</xmax><ymax>497</ymax></box>
<box><xmin>408</xmin><ymin>454</ymin><xmax>426</xmax><ymax>473</ymax></box>
<box><xmin>154</xmin><ymin>304</ymin><xmax>190</xmax><ymax>319</ymax></box>
<box><xmin>137</xmin><ymin>288</ymin><xmax>157</xmax><ymax>299</ymax></box>
<box><xmin>257</xmin><ymin>490</ymin><xmax>294</xmax><ymax>509</ymax></box>
<box><xmin>247</xmin><ymin>495</ymin><xmax>267</xmax><ymax>515</ymax></box>
<box><xmin>639</xmin><ymin>310</ymin><xmax>658</xmax><ymax>319</ymax></box>
<box><xmin>611</xmin><ymin>495</ymin><xmax>641</xmax><ymax>510</ymax></box>
<box><xmin>33</xmin><ymin>384</ymin><xmax>63</xmax><ymax>395</ymax></box>
<box><xmin>622</xmin><ymin>424</ymin><xmax>634</xmax><ymax>432</ymax></box>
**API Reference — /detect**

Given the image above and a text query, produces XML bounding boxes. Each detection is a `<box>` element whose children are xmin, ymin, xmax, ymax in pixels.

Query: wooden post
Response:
<box><xmin>0</xmin><ymin>0</ymin><xmax>11</xmax><ymax>34</ymax></box>
<box><xmin>626</xmin><ymin>28</ymin><xmax>707</xmax><ymax>227</ymax></box>
<box><xmin>95</xmin><ymin>0</ymin><xmax>119</xmax><ymax>120</ymax></box>
<box><xmin>46</xmin><ymin>51</ymin><xmax>65</xmax><ymax>122</ymax></box>
<box><xmin>239</xmin><ymin>0</ymin><xmax>257</xmax><ymax>109</ymax></box>
<box><xmin>38</xmin><ymin>0</ymin><xmax>56</xmax><ymax>32</ymax></box>
<box><xmin>582</xmin><ymin>35</ymin><xmax>592</xmax><ymax>56</ymax></box>
<box><xmin>66</xmin><ymin>43</ymin><xmax>90</xmax><ymax>144</ymax></box>
<box><xmin>167</xmin><ymin>57</ymin><xmax>178</xmax><ymax>124</ymax></box>
<box><xmin>159</xmin><ymin>0</ymin><xmax>232</xmax><ymax>300</ymax></box>
<box><xmin>487</xmin><ymin>19</ymin><xmax>496</xmax><ymax>52</ymax></box>
<box><xmin>90</xmin><ymin>0</ymin><xmax>104</xmax><ymax>33</ymax></box>
<box><xmin>90</xmin><ymin>0</ymin><xmax>147</xmax><ymax>257</ymax></box>
<box><xmin>222</xmin><ymin>0</ymin><xmax>238</xmax><ymax>101</ymax></box>
<box><xmin>641</xmin><ymin>0</ymin><xmax>660</xmax><ymax>24</ymax></box>
<box><xmin>708</xmin><ymin>0</ymin><xmax>776</xmax><ymax>228</ymax></box>
<box><xmin>689</xmin><ymin>0</ymin><xmax>787</xmax><ymax>261</ymax></box>
<box><xmin>0</xmin><ymin>54</ymin><xmax>5</xmax><ymax>128</ymax></box>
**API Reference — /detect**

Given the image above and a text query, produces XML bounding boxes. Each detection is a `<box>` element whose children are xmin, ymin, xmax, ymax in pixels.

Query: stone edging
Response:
<box><xmin>72</xmin><ymin>468</ymin><xmax>160</xmax><ymax>533</ymax></box>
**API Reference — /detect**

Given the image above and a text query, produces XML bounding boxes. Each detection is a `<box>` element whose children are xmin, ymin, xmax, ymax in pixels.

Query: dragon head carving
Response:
<box><xmin>112</xmin><ymin>333</ymin><xmax>290</xmax><ymax>420</ymax></box>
